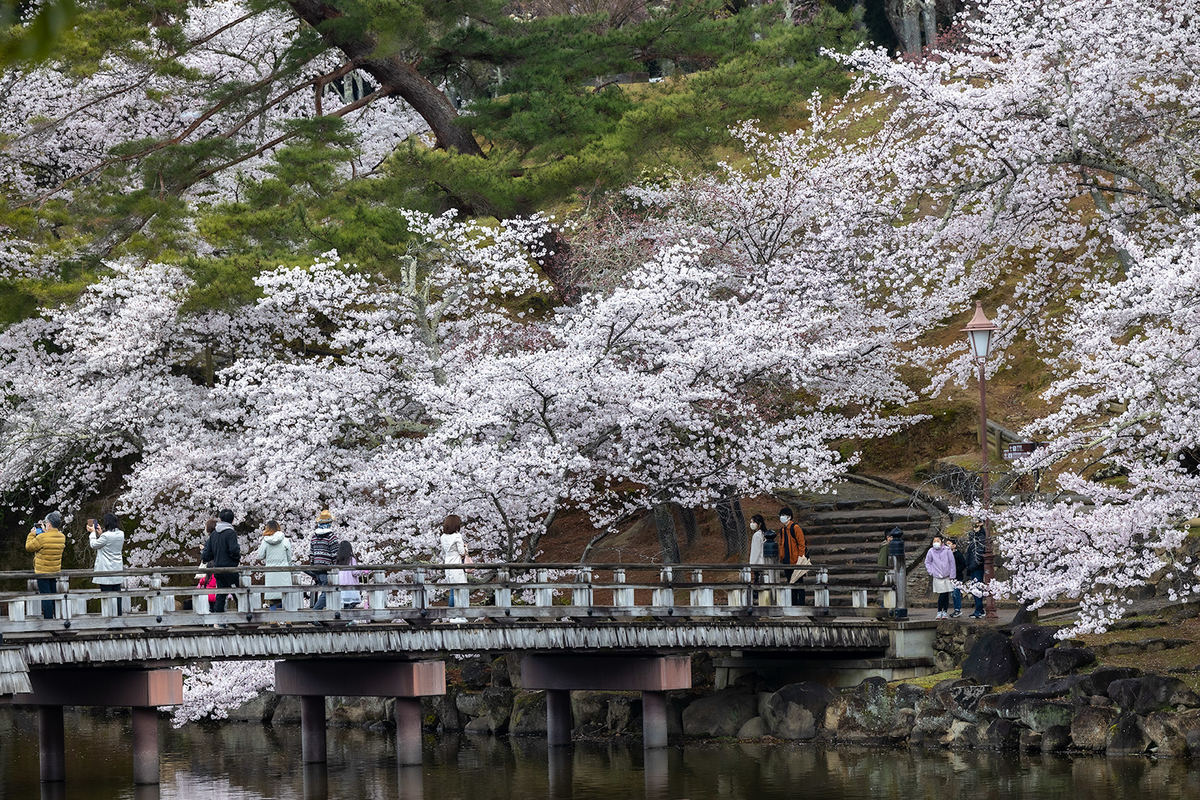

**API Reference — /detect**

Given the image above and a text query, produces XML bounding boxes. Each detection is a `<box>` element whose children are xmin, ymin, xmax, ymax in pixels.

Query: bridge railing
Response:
<box><xmin>0</xmin><ymin>562</ymin><xmax>897</xmax><ymax>633</ymax></box>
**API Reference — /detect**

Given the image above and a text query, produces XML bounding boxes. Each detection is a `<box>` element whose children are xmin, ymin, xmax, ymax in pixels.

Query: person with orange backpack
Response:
<box><xmin>778</xmin><ymin>507</ymin><xmax>807</xmax><ymax>605</ymax></box>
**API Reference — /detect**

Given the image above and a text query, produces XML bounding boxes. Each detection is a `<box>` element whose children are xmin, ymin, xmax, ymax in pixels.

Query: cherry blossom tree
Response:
<box><xmin>833</xmin><ymin>0</ymin><xmax>1200</xmax><ymax>630</ymax></box>
<box><xmin>0</xmin><ymin>0</ymin><xmax>428</xmax><ymax>274</ymax></box>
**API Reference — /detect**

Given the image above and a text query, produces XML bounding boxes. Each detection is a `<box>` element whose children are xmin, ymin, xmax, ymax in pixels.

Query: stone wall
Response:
<box><xmin>221</xmin><ymin>632</ymin><xmax>1200</xmax><ymax>758</ymax></box>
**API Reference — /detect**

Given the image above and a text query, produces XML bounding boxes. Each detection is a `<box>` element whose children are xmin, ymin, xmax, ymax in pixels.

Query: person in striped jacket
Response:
<box><xmin>309</xmin><ymin>509</ymin><xmax>339</xmax><ymax>610</ymax></box>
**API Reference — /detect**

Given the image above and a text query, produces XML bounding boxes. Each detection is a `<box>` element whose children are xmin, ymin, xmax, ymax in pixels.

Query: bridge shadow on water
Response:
<box><xmin>3</xmin><ymin>707</ymin><xmax>1199</xmax><ymax>800</ymax></box>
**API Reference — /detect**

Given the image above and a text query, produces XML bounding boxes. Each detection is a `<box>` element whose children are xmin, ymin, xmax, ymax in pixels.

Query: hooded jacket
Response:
<box><xmin>201</xmin><ymin>521</ymin><xmax>241</xmax><ymax>568</ymax></box>
<box><xmin>256</xmin><ymin>531</ymin><xmax>294</xmax><ymax>597</ymax></box>
<box><xmin>310</xmin><ymin>525</ymin><xmax>338</xmax><ymax>567</ymax></box>
<box><xmin>925</xmin><ymin>544</ymin><xmax>956</xmax><ymax>580</ymax></box>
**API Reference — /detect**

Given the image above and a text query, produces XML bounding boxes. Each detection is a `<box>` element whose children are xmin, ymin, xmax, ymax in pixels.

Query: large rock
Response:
<box><xmin>683</xmin><ymin>693</ymin><xmax>758</xmax><ymax>737</ymax></box>
<box><xmin>1140</xmin><ymin>710</ymin><xmax>1198</xmax><ymax>757</ymax></box>
<box><xmin>459</xmin><ymin>656</ymin><xmax>492</xmax><ymax>689</ymax></box>
<box><xmin>762</xmin><ymin>683</ymin><xmax>835</xmax><ymax>741</ymax></box>
<box><xmin>1018</xmin><ymin>701</ymin><xmax>1075</xmax><ymax>733</ymax></box>
<box><xmin>1073</xmin><ymin>667</ymin><xmax>1142</xmax><ymax>699</ymax></box>
<box><xmin>1109</xmin><ymin>675</ymin><xmax>1191</xmax><ymax>714</ymax></box>
<box><xmin>829</xmin><ymin>678</ymin><xmax>908</xmax><ymax>744</ymax></box>
<box><xmin>930</xmin><ymin>680</ymin><xmax>992</xmax><ymax>724</ymax></box>
<box><xmin>737</xmin><ymin>716</ymin><xmax>769</xmax><ymax>739</ymax></box>
<box><xmin>1041</xmin><ymin>725</ymin><xmax>1071</xmax><ymax>752</ymax></box>
<box><xmin>491</xmin><ymin>656</ymin><xmax>512</xmax><ymax>688</ymax></box>
<box><xmin>571</xmin><ymin>691</ymin><xmax>614</xmax><ymax>733</ymax></box>
<box><xmin>509</xmin><ymin>691</ymin><xmax>547</xmax><ymax>736</ymax></box>
<box><xmin>942</xmin><ymin>720</ymin><xmax>979</xmax><ymax>749</ymax></box>
<box><xmin>455</xmin><ymin>692</ymin><xmax>484</xmax><ymax>718</ymax></box>
<box><xmin>1071</xmin><ymin>705</ymin><xmax>1119</xmax><ymax>751</ymax></box>
<box><xmin>425</xmin><ymin>691</ymin><xmax>463</xmax><ymax>732</ymax></box>
<box><xmin>1010</xmin><ymin>625</ymin><xmax>1060</xmax><ymax>668</ymax></box>
<box><xmin>329</xmin><ymin>697</ymin><xmax>390</xmax><ymax>726</ymax></box>
<box><xmin>469</xmin><ymin>687</ymin><xmax>515</xmax><ymax>734</ymax></box>
<box><xmin>1012</xmin><ymin>660</ymin><xmax>1054</xmax><ymax>692</ymax></box>
<box><xmin>895</xmin><ymin>683</ymin><xmax>928</xmax><ymax>710</ymax></box>
<box><xmin>961</xmin><ymin>632</ymin><xmax>1019</xmax><ymax>686</ymax></box>
<box><xmin>1106</xmin><ymin>714</ymin><xmax>1150</xmax><ymax>756</ymax></box>
<box><xmin>978</xmin><ymin>718</ymin><xmax>1022</xmax><ymax>750</ymax></box>
<box><xmin>607</xmin><ymin>695</ymin><xmax>641</xmax><ymax>734</ymax></box>
<box><xmin>1044</xmin><ymin>645</ymin><xmax>1096</xmax><ymax>675</ymax></box>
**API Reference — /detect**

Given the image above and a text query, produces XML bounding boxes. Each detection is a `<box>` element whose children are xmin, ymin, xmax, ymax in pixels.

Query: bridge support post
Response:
<box><xmin>641</xmin><ymin>691</ymin><xmax>668</xmax><ymax>749</ymax></box>
<box><xmin>522</xmin><ymin>656</ymin><xmax>690</xmax><ymax>749</ymax></box>
<box><xmin>16</xmin><ymin>668</ymin><xmax>183</xmax><ymax>785</ymax></box>
<box><xmin>38</xmin><ymin>705</ymin><xmax>65</xmax><ymax>782</ymax></box>
<box><xmin>395</xmin><ymin>697</ymin><xmax>423</xmax><ymax>765</ymax></box>
<box><xmin>546</xmin><ymin>689</ymin><xmax>571</xmax><ymax>746</ymax></box>
<box><xmin>276</xmin><ymin>659</ymin><xmax>445</xmax><ymax>767</ymax></box>
<box><xmin>131</xmin><ymin>707</ymin><xmax>160</xmax><ymax>784</ymax></box>
<box><xmin>300</xmin><ymin>696</ymin><xmax>328</xmax><ymax>763</ymax></box>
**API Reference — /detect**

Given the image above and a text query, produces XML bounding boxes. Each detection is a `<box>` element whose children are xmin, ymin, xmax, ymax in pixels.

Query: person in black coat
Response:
<box><xmin>948</xmin><ymin>538</ymin><xmax>966</xmax><ymax>618</ymax></box>
<box><xmin>201</xmin><ymin>508</ymin><xmax>241</xmax><ymax>613</ymax></box>
<box><xmin>964</xmin><ymin>521</ymin><xmax>987</xmax><ymax>618</ymax></box>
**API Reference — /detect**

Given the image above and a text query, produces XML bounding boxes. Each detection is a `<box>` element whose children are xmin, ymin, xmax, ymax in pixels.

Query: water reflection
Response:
<box><xmin>3</xmin><ymin>707</ymin><xmax>1200</xmax><ymax>800</ymax></box>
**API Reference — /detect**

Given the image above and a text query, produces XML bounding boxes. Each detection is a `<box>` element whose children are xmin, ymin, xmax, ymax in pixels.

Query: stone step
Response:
<box><xmin>803</xmin><ymin>520</ymin><xmax>930</xmax><ymax>537</ymax></box>
<box><xmin>805</xmin><ymin>498</ymin><xmax>913</xmax><ymax>513</ymax></box>
<box><xmin>804</xmin><ymin>508</ymin><xmax>930</xmax><ymax>525</ymax></box>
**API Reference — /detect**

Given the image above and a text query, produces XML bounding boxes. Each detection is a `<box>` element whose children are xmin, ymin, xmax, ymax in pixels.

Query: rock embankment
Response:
<box><xmin>222</xmin><ymin>624</ymin><xmax>1200</xmax><ymax>758</ymax></box>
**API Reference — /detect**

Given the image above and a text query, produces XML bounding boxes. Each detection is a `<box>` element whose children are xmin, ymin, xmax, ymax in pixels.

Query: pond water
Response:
<box><xmin>2</xmin><ymin>709</ymin><xmax>1198</xmax><ymax>800</ymax></box>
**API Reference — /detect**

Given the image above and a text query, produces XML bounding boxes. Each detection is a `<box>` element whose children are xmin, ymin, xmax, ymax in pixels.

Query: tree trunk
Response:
<box><xmin>885</xmin><ymin>0</ymin><xmax>923</xmax><ymax>55</ymax></box>
<box><xmin>653</xmin><ymin>503</ymin><xmax>681</xmax><ymax>564</ymax></box>
<box><xmin>287</xmin><ymin>1</ymin><xmax>485</xmax><ymax>157</ymax></box>
<box><xmin>677</xmin><ymin>504</ymin><xmax>699</xmax><ymax>547</ymax></box>
<box><xmin>715</xmin><ymin>496</ymin><xmax>746</xmax><ymax>557</ymax></box>
<box><xmin>920</xmin><ymin>0</ymin><xmax>937</xmax><ymax>50</ymax></box>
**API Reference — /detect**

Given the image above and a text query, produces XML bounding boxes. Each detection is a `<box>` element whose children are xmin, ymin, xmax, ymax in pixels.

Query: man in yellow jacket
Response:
<box><xmin>26</xmin><ymin>511</ymin><xmax>66</xmax><ymax>619</ymax></box>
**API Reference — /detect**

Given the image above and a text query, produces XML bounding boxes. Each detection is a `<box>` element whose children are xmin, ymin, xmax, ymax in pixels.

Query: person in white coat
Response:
<box><xmin>440</xmin><ymin>514</ymin><xmax>469</xmax><ymax>613</ymax></box>
<box><xmin>89</xmin><ymin>512</ymin><xmax>126</xmax><ymax>616</ymax></box>
<box><xmin>255</xmin><ymin>519</ymin><xmax>294</xmax><ymax>610</ymax></box>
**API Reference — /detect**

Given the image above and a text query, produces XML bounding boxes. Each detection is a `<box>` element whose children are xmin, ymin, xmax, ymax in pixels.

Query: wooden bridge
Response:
<box><xmin>0</xmin><ymin>562</ymin><xmax>931</xmax><ymax>786</ymax></box>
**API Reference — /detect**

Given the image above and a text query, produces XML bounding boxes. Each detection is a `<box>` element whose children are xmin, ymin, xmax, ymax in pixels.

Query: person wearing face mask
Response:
<box><xmin>924</xmin><ymin>534</ymin><xmax>956</xmax><ymax>619</ymax></box>
<box><xmin>748</xmin><ymin>514</ymin><xmax>766</xmax><ymax>570</ymax></box>
<box><xmin>778</xmin><ymin>507</ymin><xmax>807</xmax><ymax>605</ymax></box>
<box><xmin>747</xmin><ymin>514</ymin><xmax>767</xmax><ymax>602</ymax></box>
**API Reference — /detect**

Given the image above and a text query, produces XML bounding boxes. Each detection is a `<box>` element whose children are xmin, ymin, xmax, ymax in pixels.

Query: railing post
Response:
<box><xmin>536</xmin><ymin>569</ymin><xmax>553</xmax><ymax>608</ymax></box>
<box><xmin>613</xmin><ymin>568</ymin><xmax>633</xmax><ymax>608</ymax></box>
<box><xmin>8</xmin><ymin>595</ymin><xmax>27</xmax><ymax>622</ymax></box>
<box><xmin>689</xmin><ymin>569</ymin><xmax>712</xmax><ymax>611</ymax></box>
<box><xmin>58</xmin><ymin>577</ymin><xmax>71</xmax><ymax>622</ymax></box>
<box><xmin>494</xmin><ymin>568</ymin><xmax>512</xmax><ymax>611</ymax></box>
<box><xmin>368</xmin><ymin>570</ymin><xmax>386</xmax><ymax>616</ymax></box>
<box><xmin>572</xmin><ymin>567</ymin><xmax>593</xmax><ymax>609</ymax></box>
<box><xmin>237</xmin><ymin>573</ymin><xmax>253</xmax><ymax>614</ymax></box>
<box><xmin>728</xmin><ymin>567</ymin><xmax>750</xmax><ymax>608</ymax></box>
<box><xmin>814</xmin><ymin>568</ymin><xmax>830</xmax><ymax>609</ymax></box>
<box><xmin>883</xmin><ymin>568</ymin><xmax>897</xmax><ymax>609</ymax></box>
<box><xmin>412</xmin><ymin>568</ymin><xmax>427</xmax><ymax>612</ymax></box>
<box><xmin>148</xmin><ymin>573</ymin><xmax>164</xmax><ymax>619</ymax></box>
<box><xmin>654</xmin><ymin>567</ymin><xmax>674</xmax><ymax>609</ymax></box>
<box><xmin>25</xmin><ymin>579</ymin><xmax>39</xmax><ymax>619</ymax></box>
<box><xmin>283</xmin><ymin>582</ymin><xmax>302</xmax><ymax>613</ymax></box>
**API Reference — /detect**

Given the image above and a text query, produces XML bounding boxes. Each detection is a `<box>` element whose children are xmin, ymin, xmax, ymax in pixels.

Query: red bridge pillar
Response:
<box><xmin>275</xmin><ymin>659</ymin><xmax>446</xmax><ymax>766</ymax></box>
<box><xmin>521</xmin><ymin>655</ymin><xmax>692</xmax><ymax>748</ymax></box>
<box><xmin>15</xmin><ymin>668</ymin><xmax>183</xmax><ymax>784</ymax></box>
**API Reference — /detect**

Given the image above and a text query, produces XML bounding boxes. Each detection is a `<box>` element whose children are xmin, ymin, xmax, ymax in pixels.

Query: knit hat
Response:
<box><xmin>46</xmin><ymin>511</ymin><xmax>63</xmax><ymax>529</ymax></box>
<box><xmin>317</xmin><ymin>509</ymin><xmax>334</xmax><ymax>524</ymax></box>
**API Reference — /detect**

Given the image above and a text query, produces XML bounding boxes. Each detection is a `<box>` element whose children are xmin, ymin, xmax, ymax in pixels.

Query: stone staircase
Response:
<box><xmin>797</xmin><ymin>500</ymin><xmax>934</xmax><ymax>590</ymax></box>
